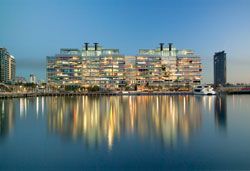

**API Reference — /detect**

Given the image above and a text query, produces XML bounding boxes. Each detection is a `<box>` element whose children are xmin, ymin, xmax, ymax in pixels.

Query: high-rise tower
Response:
<box><xmin>214</xmin><ymin>51</ymin><xmax>226</xmax><ymax>86</ymax></box>
<box><xmin>0</xmin><ymin>48</ymin><xmax>16</xmax><ymax>82</ymax></box>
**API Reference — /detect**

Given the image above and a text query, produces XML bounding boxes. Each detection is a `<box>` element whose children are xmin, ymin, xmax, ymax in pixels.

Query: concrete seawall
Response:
<box><xmin>0</xmin><ymin>91</ymin><xmax>193</xmax><ymax>99</ymax></box>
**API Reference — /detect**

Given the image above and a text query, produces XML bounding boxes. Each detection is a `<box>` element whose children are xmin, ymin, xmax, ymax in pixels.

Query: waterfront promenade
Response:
<box><xmin>0</xmin><ymin>91</ymin><xmax>193</xmax><ymax>99</ymax></box>
<box><xmin>2</xmin><ymin>86</ymin><xmax>250</xmax><ymax>99</ymax></box>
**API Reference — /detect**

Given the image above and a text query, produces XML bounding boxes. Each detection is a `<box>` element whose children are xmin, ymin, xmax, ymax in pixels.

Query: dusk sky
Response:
<box><xmin>1</xmin><ymin>0</ymin><xmax>250</xmax><ymax>83</ymax></box>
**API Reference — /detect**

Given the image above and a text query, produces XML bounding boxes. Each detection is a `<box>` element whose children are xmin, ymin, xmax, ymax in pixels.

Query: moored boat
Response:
<box><xmin>193</xmin><ymin>85</ymin><xmax>216</xmax><ymax>95</ymax></box>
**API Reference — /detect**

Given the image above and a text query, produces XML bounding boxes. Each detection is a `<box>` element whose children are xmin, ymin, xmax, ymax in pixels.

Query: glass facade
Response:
<box><xmin>135</xmin><ymin>55</ymin><xmax>162</xmax><ymax>87</ymax></box>
<box><xmin>176</xmin><ymin>56</ymin><xmax>202</xmax><ymax>85</ymax></box>
<box><xmin>46</xmin><ymin>43</ymin><xmax>202</xmax><ymax>89</ymax></box>
<box><xmin>82</xmin><ymin>46</ymin><xmax>125</xmax><ymax>89</ymax></box>
<box><xmin>137</xmin><ymin>45</ymin><xmax>201</xmax><ymax>88</ymax></box>
<box><xmin>0</xmin><ymin>48</ymin><xmax>16</xmax><ymax>83</ymax></box>
<box><xmin>99</xmin><ymin>54</ymin><xmax>125</xmax><ymax>89</ymax></box>
<box><xmin>124</xmin><ymin>56</ymin><xmax>137</xmax><ymax>86</ymax></box>
<box><xmin>214</xmin><ymin>51</ymin><xmax>226</xmax><ymax>86</ymax></box>
<box><xmin>82</xmin><ymin>47</ymin><xmax>101</xmax><ymax>86</ymax></box>
<box><xmin>47</xmin><ymin>49</ymin><xmax>82</xmax><ymax>85</ymax></box>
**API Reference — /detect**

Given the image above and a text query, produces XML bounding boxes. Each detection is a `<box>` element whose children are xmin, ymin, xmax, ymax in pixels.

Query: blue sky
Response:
<box><xmin>1</xmin><ymin>0</ymin><xmax>250</xmax><ymax>83</ymax></box>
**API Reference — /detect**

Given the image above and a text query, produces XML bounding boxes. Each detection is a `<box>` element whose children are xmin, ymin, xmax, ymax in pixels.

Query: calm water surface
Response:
<box><xmin>0</xmin><ymin>95</ymin><xmax>250</xmax><ymax>170</ymax></box>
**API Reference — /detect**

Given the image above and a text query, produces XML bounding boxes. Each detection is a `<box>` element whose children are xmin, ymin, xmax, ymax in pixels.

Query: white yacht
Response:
<box><xmin>193</xmin><ymin>85</ymin><xmax>216</xmax><ymax>95</ymax></box>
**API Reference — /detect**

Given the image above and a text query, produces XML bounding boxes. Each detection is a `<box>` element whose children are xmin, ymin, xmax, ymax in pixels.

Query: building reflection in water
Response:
<box><xmin>19</xmin><ymin>97</ymin><xmax>45</xmax><ymax>119</ymax></box>
<box><xmin>46</xmin><ymin>96</ymin><xmax>203</xmax><ymax>150</ymax></box>
<box><xmin>0</xmin><ymin>96</ymin><xmax>227</xmax><ymax>147</ymax></box>
<box><xmin>20</xmin><ymin>98</ymin><xmax>27</xmax><ymax>118</ymax></box>
<box><xmin>199</xmin><ymin>95</ymin><xmax>215</xmax><ymax>113</ymax></box>
<box><xmin>215</xmin><ymin>95</ymin><xmax>227</xmax><ymax>131</ymax></box>
<box><xmin>0</xmin><ymin>100</ymin><xmax>15</xmax><ymax>141</ymax></box>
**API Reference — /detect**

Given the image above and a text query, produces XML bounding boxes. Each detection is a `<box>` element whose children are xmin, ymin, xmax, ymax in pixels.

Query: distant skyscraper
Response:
<box><xmin>29</xmin><ymin>74</ymin><xmax>36</xmax><ymax>83</ymax></box>
<box><xmin>0</xmin><ymin>48</ymin><xmax>16</xmax><ymax>83</ymax></box>
<box><xmin>214</xmin><ymin>51</ymin><xmax>226</xmax><ymax>86</ymax></box>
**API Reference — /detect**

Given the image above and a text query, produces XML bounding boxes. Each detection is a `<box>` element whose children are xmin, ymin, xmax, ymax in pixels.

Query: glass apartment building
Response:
<box><xmin>135</xmin><ymin>55</ymin><xmax>162</xmax><ymax>87</ymax></box>
<box><xmin>124</xmin><ymin>56</ymin><xmax>137</xmax><ymax>86</ymax></box>
<box><xmin>176</xmin><ymin>50</ymin><xmax>202</xmax><ymax>85</ymax></box>
<box><xmin>137</xmin><ymin>43</ymin><xmax>201</xmax><ymax>88</ymax></box>
<box><xmin>99</xmin><ymin>52</ymin><xmax>126</xmax><ymax>89</ymax></box>
<box><xmin>82</xmin><ymin>44</ymin><xmax>101</xmax><ymax>86</ymax></box>
<box><xmin>47</xmin><ymin>48</ymin><xmax>82</xmax><ymax>85</ymax></box>
<box><xmin>214</xmin><ymin>51</ymin><xmax>226</xmax><ymax>86</ymax></box>
<box><xmin>0</xmin><ymin>48</ymin><xmax>16</xmax><ymax>83</ymax></box>
<box><xmin>82</xmin><ymin>44</ymin><xmax>126</xmax><ymax>89</ymax></box>
<box><xmin>46</xmin><ymin>43</ymin><xmax>202</xmax><ymax>89</ymax></box>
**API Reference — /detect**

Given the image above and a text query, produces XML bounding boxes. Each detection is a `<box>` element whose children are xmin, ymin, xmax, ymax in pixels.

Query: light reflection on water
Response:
<box><xmin>47</xmin><ymin>96</ymin><xmax>204</xmax><ymax>149</ymax></box>
<box><xmin>1</xmin><ymin>95</ymin><xmax>220</xmax><ymax>149</ymax></box>
<box><xmin>2</xmin><ymin>95</ymin><xmax>250</xmax><ymax>169</ymax></box>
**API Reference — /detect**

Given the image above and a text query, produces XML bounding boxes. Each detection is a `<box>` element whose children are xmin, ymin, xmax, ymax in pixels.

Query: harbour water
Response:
<box><xmin>0</xmin><ymin>95</ymin><xmax>250</xmax><ymax>170</ymax></box>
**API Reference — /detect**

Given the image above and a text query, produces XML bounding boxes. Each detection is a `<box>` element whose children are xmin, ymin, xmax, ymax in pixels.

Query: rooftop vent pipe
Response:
<box><xmin>94</xmin><ymin>43</ymin><xmax>98</xmax><ymax>51</ymax></box>
<box><xmin>84</xmin><ymin>43</ymin><xmax>89</xmax><ymax>51</ymax></box>
<box><xmin>159</xmin><ymin>43</ymin><xmax>164</xmax><ymax>51</ymax></box>
<box><xmin>168</xmin><ymin>43</ymin><xmax>173</xmax><ymax>51</ymax></box>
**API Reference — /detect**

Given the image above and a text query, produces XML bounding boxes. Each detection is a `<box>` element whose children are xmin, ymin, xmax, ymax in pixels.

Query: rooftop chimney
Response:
<box><xmin>94</xmin><ymin>43</ymin><xmax>98</xmax><ymax>51</ymax></box>
<box><xmin>84</xmin><ymin>43</ymin><xmax>89</xmax><ymax>51</ymax></box>
<box><xmin>168</xmin><ymin>43</ymin><xmax>173</xmax><ymax>51</ymax></box>
<box><xmin>159</xmin><ymin>43</ymin><xmax>164</xmax><ymax>51</ymax></box>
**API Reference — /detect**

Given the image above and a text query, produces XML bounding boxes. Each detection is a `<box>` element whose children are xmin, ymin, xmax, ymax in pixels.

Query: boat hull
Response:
<box><xmin>193</xmin><ymin>92</ymin><xmax>216</xmax><ymax>95</ymax></box>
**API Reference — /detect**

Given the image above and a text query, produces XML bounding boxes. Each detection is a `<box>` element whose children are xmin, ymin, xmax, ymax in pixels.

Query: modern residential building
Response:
<box><xmin>135</xmin><ymin>54</ymin><xmax>162</xmax><ymax>87</ymax></box>
<box><xmin>176</xmin><ymin>50</ymin><xmax>202</xmax><ymax>85</ymax></box>
<box><xmin>0</xmin><ymin>48</ymin><xmax>16</xmax><ymax>83</ymax></box>
<box><xmin>99</xmin><ymin>51</ymin><xmax>126</xmax><ymax>89</ymax></box>
<box><xmin>82</xmin><ymin>43</ymin><xmax>101</xmax><ymax>86</ymax></box>
<box><xmin>46</xmin><ymin>43</ymin><xmax>202</xmax><ymax>90</ymax></box>
<box><xmin>137</xmin><ymin>43</ymin><xmax>201</xmax><ymax>88</ymax></box>
<box><xmin>82</xmin><ymin>43</ymin><xmax>126</xmax><ymax>89</ymax></box>
<box><xmin>47</xmin><ymin>48</ymin><xmax>82</xmax><ymax>85</ymax></box>
<box><xmin>124</xmin><ymin>56</ymin><xmax>137</xmax><ymax>87</ymax></box>
<box><xmin>214</xmin><ymin>51</ymin><xmax>226</xmax><ymax>86</ymax></box>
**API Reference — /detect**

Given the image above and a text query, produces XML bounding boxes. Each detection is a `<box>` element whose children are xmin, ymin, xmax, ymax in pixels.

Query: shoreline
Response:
<box><xmin>0</xmin><ymin>91</ymin><xmax>193</xmax><ymax>99</ymax></box>
<box><xmin>1</xmin><ymin>91</ymin><xmax>250</xmax><ymax>99</ymax></box>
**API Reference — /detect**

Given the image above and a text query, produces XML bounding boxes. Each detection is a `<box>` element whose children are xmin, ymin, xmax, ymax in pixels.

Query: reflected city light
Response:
<box><xmin>215</xmin><ymin>96</ymin><xmax>227</xmax><ymax>131</ymax></box>
<box><xmin>0</xmin><ymin>95</ymin><xmax>231</xmax><ymax>150</ymax></box>
<box><xmin>45</xmin><ymin>96</ymin><xmax>204</xmax><ymax>150</ymax></box>
<box><xmin>208</xmin><ymin>96</ymin><xmax>213</xmax><ymax>112</ymax></box>
<box><xmin>0</xmin><ymin>100</ymin><xmax>14</xmax><ymax>138</ymax></box>
<box><xmin>36</xmin><ymin>97</ymin><xmax>39</xmax><ymax>117</ymax></box>
<box><xmin>19</xmin><ymin>98</ymin><xmax>27</xmax><ymax>118</ymax></box>
<box><xmin>42</xmin><ymin>97</ymin><xmax>44</xmax><ymax>115</ymax></box>
<box><xmin>2</xmin><ymin>101</ymin><xmax>4</xmax><ymax>113</ymax></box>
